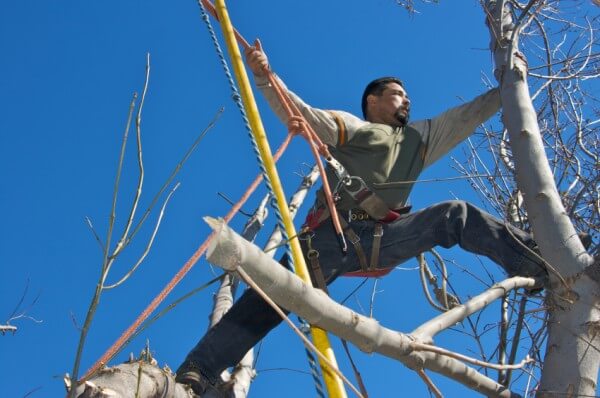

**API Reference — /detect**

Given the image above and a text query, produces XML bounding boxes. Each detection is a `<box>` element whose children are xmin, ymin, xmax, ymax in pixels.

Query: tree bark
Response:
<box><xmin>72</xmin><ymin>361</ymin><xmax>192</xmax><ymax>398</ymax></box>
<box><xmin>484</xmin><ymin>2</ymin><xmax>599</xmax><ymax>396</ymax></box>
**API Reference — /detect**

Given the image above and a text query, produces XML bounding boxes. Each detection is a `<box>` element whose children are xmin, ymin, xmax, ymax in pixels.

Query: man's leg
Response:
<box><xmin>176</xmin><ymin>283</ymin><xmax>284</xmax><ymax>392</ymax></box>
<box><xmin>374</xmin><ymin>200</ymin><xmax>546</xmax><ymax>277</ymax></box>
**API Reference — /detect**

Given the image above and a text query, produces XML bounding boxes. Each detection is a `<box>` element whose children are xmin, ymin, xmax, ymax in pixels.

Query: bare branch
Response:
<box><xmin>0</xmin><ymin>325</ymin><xmax>17</xmax><ymax>335</ymax></box>
<box><xmin>416</xmin><ymin>369</ymin><xmax>443</xmax><ymax>398</ymax></box>
<box><xmin>205</xmin><ymin>218</ymin><xmax>521</xmax><ymax>398</ymax></box>
<box><xmin>127</xmin><ymin>107</ymin><xmax>224</xmax><ymax>245</ymax></box>
<box><xmin>103</xmin><ymin>183</ymin><xmax>180</xmax><ymax>289</ymax></box>
<box><xmin>110</xmin><ymin>53</ymin><xmax>151</xmax><ymax>262</ymax></box>
<box><xmin>411</xmin><ymin>342</ymin><xmax>534</xmax><ymax>371</ymax></box>
<box><xmin>84</xmin><ymin>216</ymin><xmax>105</xmax><ymax>252</ymax></box>
<box><xmin>412</xmin><ymin>277</ymin><xmax>538</xmax><ymax>341</ymax></box>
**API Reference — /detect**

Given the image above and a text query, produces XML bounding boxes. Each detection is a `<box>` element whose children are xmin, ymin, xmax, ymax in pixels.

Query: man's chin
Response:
<box><xmin>395</xmin><ymin>112</ymin><xmax>410</xmax><ymax>127</ymax></box>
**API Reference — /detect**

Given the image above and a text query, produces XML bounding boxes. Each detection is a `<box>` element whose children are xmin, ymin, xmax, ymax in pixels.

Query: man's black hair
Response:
<box><xmin>361</xmin><ymin>77</ymin><xmax>404</xmax><ymax>119</ymax></box>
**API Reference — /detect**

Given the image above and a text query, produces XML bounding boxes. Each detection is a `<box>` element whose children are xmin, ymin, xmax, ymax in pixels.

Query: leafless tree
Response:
<box><xmin>205</xmin><ymin>1</ymin><xmax>599</xmax><ymax>397</ymax></box>
<box><xmin>68</xmin><ymin>1</ymin><xmax>599</xmax><ymax>397</ymax></box>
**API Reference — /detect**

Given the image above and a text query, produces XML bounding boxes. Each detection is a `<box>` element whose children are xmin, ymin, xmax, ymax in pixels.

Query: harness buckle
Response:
<box><xmin>344</xmin><ymin>176</ymin><xmax>370</xmax><ymax>198</ymax></box>
<box><xmin>348</xmin><ymin>209</ymin><xmax>370</xmax><ymax>221</ymax></box>
<box><xmin>327</xmin><ymin>157</ymin><xmax>349</xmax><ymax>183</ymax></box>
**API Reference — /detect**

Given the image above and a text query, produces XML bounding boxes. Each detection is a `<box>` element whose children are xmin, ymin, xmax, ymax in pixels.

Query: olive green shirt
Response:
<box><xmin>256</xmin><ymin>75</ymin><xmax>501</xmax><ymax>210</ymax></box>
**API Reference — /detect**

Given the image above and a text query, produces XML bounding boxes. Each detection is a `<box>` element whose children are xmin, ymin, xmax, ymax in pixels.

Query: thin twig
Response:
<box><xmin>103</xmin><ymin>183</ymin><xmax>181</xmax><ymax>289</ymax></box>
<box><xmin>416</xmin><ymin>369</ymin><xmax>443</xmax><ymax>398</ymax></box>
<box><xmin>504</xmin><ymin>294</ymin><xmax>529</xmax><ymax>385</ymax></box>
<box><xmin>84</xmin><ymin>217</ymin><xmax>105</xmax><ymax>252</ymax></box>
<box><xmin>497</xmin><ymin>293</ymin><xmax>509</xmax><ymax>384</ymax></box>
<box><xmin>369</xmin><ymin>278</ymin><xmax>379</xmax><ymax>318</ymax></box>
<box><xmin>8</xmin><ymin>279</ymin><xmax>29</xmax><ymax>320</ymax></box>
<box><xmin>373</xmin><ymin>173</ymin><xmax>511</xmax><ymax>188</ymax></box>
<box><xmin>411</xmin><ymin>341</ymin><xmax>534</xmax><ymax>371</ymax></box>
<box><xmin>126</xmin><ymin>107</ymin><xmax>224</xmax><ymax>245</ymax></box>
<box><xmin>109</xmin><ymin>53</ymin><xmax>151</xmax><ymax>263</ymax></box>
<box><xmin>217</xmin><ymin>192</ymin><xmax>253</xmax><ymax>217</ymax></box>
<box><xmin>103</xmin><ymin>91</ymin><xmax>138</xmax><ymax>275</ymax></box>
<box><xmin>340</xmin><ymin>278</ymin><xmax>370</xmax><ymax>306</ymax></box>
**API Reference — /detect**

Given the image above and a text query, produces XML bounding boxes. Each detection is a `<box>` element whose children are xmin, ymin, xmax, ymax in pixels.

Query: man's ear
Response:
<box><xmin>367</xmin><ymin>94</ymin><xmax>377</xmax><ymax>106</ymax></box>
<box><xmin>365</xmin><ymin>94</ymin><xmax>378</xmax><ymax>118</ymax></box>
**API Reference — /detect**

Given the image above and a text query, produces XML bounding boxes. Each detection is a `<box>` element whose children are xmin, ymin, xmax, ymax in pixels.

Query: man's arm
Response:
<box><xmin>413</xmin><ymin>88</ymin><xmax>501</xmax><ymax>168</ymax></box>
<box><xmin>245</xmin><ymin>40</ymin><xmax>363</xmax><ymax>146</ymax></box>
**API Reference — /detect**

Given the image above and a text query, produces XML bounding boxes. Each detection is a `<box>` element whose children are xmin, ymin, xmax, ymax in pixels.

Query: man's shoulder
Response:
<box><xmin>327</xmin><ymin>110</ymin><xmax>363</xmax><ymax>123</ymax></box>
<box><xmin>327</xmin><ymin>110</ymin><xmax>367</xmax><ymax>133</ymax></box>
<box><xmin>408</xmin><ymin>119</ymin><xmax>430</xmax><ymax>134</ymax></box>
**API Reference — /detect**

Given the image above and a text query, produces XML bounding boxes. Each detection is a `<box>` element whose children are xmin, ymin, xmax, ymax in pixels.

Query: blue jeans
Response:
<box><xmin>177</xmin><ymin>200</ymin><xmax>545</xmax><ymax>384</ymax></box>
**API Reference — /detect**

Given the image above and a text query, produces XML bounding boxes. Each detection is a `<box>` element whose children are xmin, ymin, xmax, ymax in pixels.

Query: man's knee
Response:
<box><xmin>439</xmin><ymin>200</ymin><xmax>493</xmax><ymax>224</ymax></box>
<box><xmin>435</xmin><ymin>200</ymin><xmax>468</xmax><ymax>212</ymax></box>
<box><xmin>438</xmin><ymin>200</ymin><xmax>469</xmax><ymax>222</ymax></box>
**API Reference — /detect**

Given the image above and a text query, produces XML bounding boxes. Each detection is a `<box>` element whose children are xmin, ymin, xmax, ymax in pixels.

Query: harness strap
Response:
<box><xmin>370</xmin><ymin>223</ymin><xmax>384</xmax><ymax>271</ymax></box>
<box><xmin>304</xmin><ymin>231</ymin><xmax>329</xmax><ymax>293</ymax></box>
<box><xmin>345</xmin><ymin>178</ymin><xmax>399</xmax><ymax>222</ymax></box>
<box><xmin>308</xmin><ymin>252</ymin><xmax>329</xmax><ymax>293</ymax></box>
<box><xmin>340</xmin><ymin>219</ymin><xmax>369</xmax><ymax>272</ymax></box>
<box><xmin>327</xmin><ymin>110</ymin><xmax>347</xmax><ymax>146</ymax></box>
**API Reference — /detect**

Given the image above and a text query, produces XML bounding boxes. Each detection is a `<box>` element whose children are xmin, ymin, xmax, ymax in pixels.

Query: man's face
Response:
<box><xmin>367</xmin><ymin>82</ymin><xmax>411</xmax><ymax>127</ymax></box>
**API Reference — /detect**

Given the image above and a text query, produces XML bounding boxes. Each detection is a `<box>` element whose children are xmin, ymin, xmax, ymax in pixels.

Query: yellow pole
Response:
<box><xmin>214</xmin><ymin>1</ymin><xmax>347</xmax><ymax>397</ymax></box>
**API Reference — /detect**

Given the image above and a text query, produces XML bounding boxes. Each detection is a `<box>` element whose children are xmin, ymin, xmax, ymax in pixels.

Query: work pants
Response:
<box><xmin>177</xmin><ymin>200</ymin><xmax>545</xmax><ymax>384</ymax></box>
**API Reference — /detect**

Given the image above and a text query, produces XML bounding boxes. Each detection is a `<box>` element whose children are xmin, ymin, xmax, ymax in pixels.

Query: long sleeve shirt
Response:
<box><xmin>255</xmin><ymin>75</ymin><xmax>501</xmax><ymax>210</ymax></box>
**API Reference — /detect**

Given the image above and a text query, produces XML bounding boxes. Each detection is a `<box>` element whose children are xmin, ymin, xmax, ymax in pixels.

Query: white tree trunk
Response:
<box><xmin>71</xmin><ymin>361</ymin><xmax>192</xmax><ymax>398</ymax></box>
<box><xmin>484</xmin><ymin>2</ymin><xmax>599</xmax><ymax>396</ymax></box>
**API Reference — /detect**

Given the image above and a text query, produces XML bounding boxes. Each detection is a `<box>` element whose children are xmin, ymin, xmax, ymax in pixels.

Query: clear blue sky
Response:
<box><xmin>3</xmin><ymin>1</ymin><xmax>588</xmax><ymax>397</ymax></box>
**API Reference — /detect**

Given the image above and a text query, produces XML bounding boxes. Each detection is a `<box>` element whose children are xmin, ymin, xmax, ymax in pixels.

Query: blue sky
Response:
<box><xmin>3</xmin><ymin>1</ymin><xmax>591</xmax><ymax>397</ymax></box>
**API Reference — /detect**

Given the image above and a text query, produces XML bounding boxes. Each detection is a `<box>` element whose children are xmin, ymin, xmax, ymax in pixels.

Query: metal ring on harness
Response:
<box><xmin>299</xmin><ymin>230</ymin><xmax>315</xmax><ymax>241</ymax></box>
<box><xmin>344</xmin><ymin>176</ymin><xmax>368</xmax><ymax>196</ymax></box>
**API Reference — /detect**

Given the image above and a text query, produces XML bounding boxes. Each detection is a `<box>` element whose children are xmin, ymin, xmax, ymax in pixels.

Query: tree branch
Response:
<box><xmin>205</xmin><ymin>218</ymin><xmax>522</xmax><ymax>398</ymax></box>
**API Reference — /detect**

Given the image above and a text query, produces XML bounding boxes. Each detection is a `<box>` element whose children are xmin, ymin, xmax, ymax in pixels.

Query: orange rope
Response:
<box><xmin>265</xmin><ymin>74</ymin><xmax>346</xmax><ymax>250</ymax></box>
<box><xmin>200</xmin><ymin>0</ymin><xmax>346</xmax><ymax>250</ymax></box>
<box><xmin>80</xmin><ymin>133</ymin><xmax>293</xmax><ymax>381</ymax></box>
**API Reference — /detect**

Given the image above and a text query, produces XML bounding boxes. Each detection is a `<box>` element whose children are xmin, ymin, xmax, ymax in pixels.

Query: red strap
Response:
<box><xmin>304</xmin><ymin>207</ymin><xmax>326</xmax><ymax>231</ymax></box>
<box><xmin>380</xmin><ymin>210</ymin><xmax>400</xmax><ymax>223</ymax></box>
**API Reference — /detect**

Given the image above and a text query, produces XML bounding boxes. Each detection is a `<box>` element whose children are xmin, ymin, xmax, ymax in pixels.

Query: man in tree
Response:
<box><xmin>175</xmin><ymin>41</ymin><xmax>548</xmax><ymax>395</ymax></box>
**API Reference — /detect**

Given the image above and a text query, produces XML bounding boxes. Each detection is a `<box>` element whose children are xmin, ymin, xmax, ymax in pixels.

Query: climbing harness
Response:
<box><xmin>304</xmin><ymin>186</ymin><xmax>412</xmax><ymax>281</ymax></box>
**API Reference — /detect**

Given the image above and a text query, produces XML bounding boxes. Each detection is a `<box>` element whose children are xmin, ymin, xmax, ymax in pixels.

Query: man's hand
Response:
<box><xmin>287</xmin><ymin>115</ymin><xmax>306</xmax><ymax>136</ymax></box>
<box><xmin>244</xmin><ymin>39</ymin><xmax>269</xmax><ymax>77</ymax></box>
